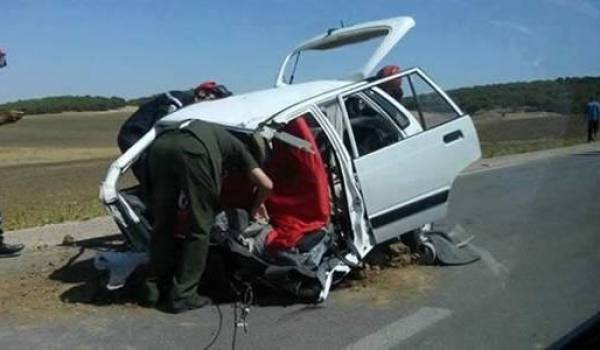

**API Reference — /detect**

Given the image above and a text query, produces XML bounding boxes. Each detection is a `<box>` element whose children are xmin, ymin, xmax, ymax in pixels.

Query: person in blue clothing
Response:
<box><xmin>584</xmin><ymin>97</ymin><xmax>600</xmax><ymax>142</ymax></box>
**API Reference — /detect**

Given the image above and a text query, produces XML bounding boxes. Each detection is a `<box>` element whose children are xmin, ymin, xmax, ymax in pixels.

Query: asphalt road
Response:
<box><xmin>1</xmin><ymin>150</ymin><xmax>599</xmax><ymax>349</ymax></box>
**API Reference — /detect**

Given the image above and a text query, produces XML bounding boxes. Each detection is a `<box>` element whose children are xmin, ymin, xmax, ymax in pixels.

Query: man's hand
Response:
<box><xmin>254</xmin><ymin>204</ymin><xmax>269</xmax><ymax>223</ymax></box>
<box><xmin>248</xmin><ymin>168</ymin><xmax>273</xmax><ymax>220</ymax></box>
<box><xmin>0</xmin><ymin>110</ymin><xmax>25</xmax><ymax>126</ymax></box>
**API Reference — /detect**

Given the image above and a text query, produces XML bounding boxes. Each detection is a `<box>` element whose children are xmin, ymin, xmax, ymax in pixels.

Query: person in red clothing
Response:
<box><xmin>376</xmin><ymin>64</ymin><xmax>403</xmax><ymax>101</ymax></box>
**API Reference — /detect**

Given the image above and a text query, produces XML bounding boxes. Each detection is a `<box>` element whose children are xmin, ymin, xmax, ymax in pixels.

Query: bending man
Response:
<box><xmin>140</xmin><ymin>120</ymin><xmax>272</xmax><ymax>313</ymax></box>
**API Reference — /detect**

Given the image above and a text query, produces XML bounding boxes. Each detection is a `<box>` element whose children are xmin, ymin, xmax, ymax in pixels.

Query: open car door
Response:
<box><xmin>275</xmin><ymin>16</ymin><xmax>415</xmax><ymax>87</ymax></box>
<box><xmin>342</xmin><ymin>68</ymin><xmax>481</xmax><ymax>243</ymax></box>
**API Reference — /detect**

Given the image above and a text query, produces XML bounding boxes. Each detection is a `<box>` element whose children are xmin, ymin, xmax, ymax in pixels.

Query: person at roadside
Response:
<box><xmin>139</xmin><ymin>119</ymin><xmax>272</xmax><ymax>313</ymax></box>
<box><xmin>584</xmin><ymin>97</ymin><xmax>600</xmax><ymax>142</ymax></box>
<box><xmin>0</xmin><ymin>111</ymin><xmax>25</xmax><ymax>257</ymax></box>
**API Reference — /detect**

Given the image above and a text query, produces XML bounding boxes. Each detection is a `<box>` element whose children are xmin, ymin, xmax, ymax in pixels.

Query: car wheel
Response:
<box><xmin>418</xmin><ymin>242</ymin><xmax>437</xmax><ymax>265</ymax></box>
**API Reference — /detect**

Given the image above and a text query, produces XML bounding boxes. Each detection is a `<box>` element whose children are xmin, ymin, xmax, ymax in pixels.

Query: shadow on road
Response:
<box><xmin>48</xmin><ymin>240</ymin><xmax>315</xmax><ymax>312</ymax></box>
<box><xmin>48</xmin><ymin>234</ymin><xmax>143</xmax><ymax>307</ymax></box>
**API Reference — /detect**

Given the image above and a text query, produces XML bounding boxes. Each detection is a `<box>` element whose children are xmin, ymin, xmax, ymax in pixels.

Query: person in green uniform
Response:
<box><xmin>0</xmin><ymin>111</ymin><xmax>25</xmax><ymax>258</ymax></box>
<box><xmin>140</xmin><ymin>119</ymin><xmax>273</xmax><ymax>313</ymax></box>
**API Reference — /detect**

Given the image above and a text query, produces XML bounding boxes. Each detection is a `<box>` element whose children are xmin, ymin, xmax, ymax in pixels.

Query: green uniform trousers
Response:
<box><xmin>143</xmin><ymin>130</ymin><xmax>219</xmax><ymax>303</ymax></box>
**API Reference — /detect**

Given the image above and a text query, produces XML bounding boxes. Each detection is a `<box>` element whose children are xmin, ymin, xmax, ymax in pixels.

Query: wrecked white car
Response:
<box><xmin>98</xmin><ymin>16</ymin><xmax>481</xmax><ymax>302</ymax></box>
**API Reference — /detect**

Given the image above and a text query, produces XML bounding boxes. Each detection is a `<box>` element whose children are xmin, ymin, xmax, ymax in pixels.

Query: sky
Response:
<box><xmin>0</xmin><ymin>0</ymin><xmax>599</xmax><ymax>103</ymax></box>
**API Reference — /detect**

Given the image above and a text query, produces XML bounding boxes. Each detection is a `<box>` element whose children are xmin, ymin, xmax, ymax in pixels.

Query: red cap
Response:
<box><xmin>377</xmin><ymin>65</ymin><xmax>402</xmax><ymax>91</ymax></box>
<box><xmin>377</xmin><ymin>65</ymin><xmax>401</xmax><ymax>79</ymax></box>
<box><xmin>194</xmin><ymin>81</ymin><xmax>217</xmax><ymax>93</ymax></box>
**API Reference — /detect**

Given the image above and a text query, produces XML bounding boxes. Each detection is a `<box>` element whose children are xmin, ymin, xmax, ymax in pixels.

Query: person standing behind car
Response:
<box><xmin>0</xmin><ymin>111</ymin><xmax>25</xmax><ymax>257</ymax></box>
<box><xmin>376</xmin><ymin>64</ymin><xmax>403</xmax><ymax>101</ymax></box>
<box><xmin>116</xmin><ymin>81</ymin><xmax>233</xmax><ymax>182</ymax></box>
<box><xmin>139</xmin><ymin>120</ymin><xmax>272</xmax><ymax>313</ymax></box>
<box><xmin>584</xmin><ymin>97</ymin><xmax>600</xmax><ymax>142</ymax></box>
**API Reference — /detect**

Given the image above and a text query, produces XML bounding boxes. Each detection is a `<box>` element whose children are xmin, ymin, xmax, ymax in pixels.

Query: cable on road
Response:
<box><xmin>202</xmin><ymin>304</ymin><xmax>223</xmax><ymax>350</ymax></box>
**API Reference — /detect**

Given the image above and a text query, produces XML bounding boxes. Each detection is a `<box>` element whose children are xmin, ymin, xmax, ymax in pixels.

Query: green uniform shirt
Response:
<box><xmin>179</xmin><ymin>120</ymin><xmax>259</xmax><ymax>193</ymax></box>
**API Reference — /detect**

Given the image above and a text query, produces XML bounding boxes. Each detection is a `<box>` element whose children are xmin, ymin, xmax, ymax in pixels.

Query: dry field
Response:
<box><xmin>0</xmin><ymin>108</ymin><xmax>590</xmax><ymax>230</ymax></box>
<box><xmin>0</xmin><ymin>109</ymin><xmax>131</xmax><ymax>230</ymax></box>
<box><xmin>473</xmin><ymin>111</ymin><xmax>587</xmax><ymax>157</ymax></box>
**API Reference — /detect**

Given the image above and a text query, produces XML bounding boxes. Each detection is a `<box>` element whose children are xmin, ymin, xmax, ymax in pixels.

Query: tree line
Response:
<box><xmin>0</xmin><ymin>95</ymin><xmax>127</xmax><ymax>115</ymax></box>
<box><xmin>447</xmin><ymin>76</ymin><xmax>600</xmax><ymax>115</ymax></box>
<box><xmin>1</xmin><ymin>76</ymin><xmax>599</xmax><ymax>116</ymax></box>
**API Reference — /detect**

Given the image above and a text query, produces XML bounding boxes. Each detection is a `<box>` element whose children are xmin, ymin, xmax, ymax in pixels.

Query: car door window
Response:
<box><xmin>344</xmin><ymin>94</ymin><xmax>402</xmax><ymax>156</ymax></box>
<box><xmin>395</xmin><ymin>73</ymin><xmax>462</xmax><ymax>130</ymax></box>
<box><xmin>363</xmin><ymin>89</ymin><xmax>410</xmax><ymax>129</ymax></box>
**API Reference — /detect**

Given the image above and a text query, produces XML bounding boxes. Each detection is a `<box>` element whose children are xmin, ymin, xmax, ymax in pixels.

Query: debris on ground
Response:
<box><xmin>61</xmin><ymin>234</ymin><xmax>76</xmax><ymax>246</ymax></box>
<box><xmin>0</xmin><ymin>239</ymin><xmax>436</xmax><ymax>323</ymax></box>
<box><xmin>336</xmin><ymin>241</ymin><xmax>437</xmax><ymax>306</ymax></box>
<box><xmin>0</xmin><ymin>246</ymin><xmax>142</xmax><ymax>324</ymax></box>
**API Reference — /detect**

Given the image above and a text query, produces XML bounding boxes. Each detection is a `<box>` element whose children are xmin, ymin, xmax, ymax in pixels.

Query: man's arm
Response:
<box><xmin>0</xmin><ymin>111</ymin><xmax>24</xmax><ymax>126</ymax></box>
<box><xmin>247</xmin><ymin>167</ymin><xmax>273</xmax><ymax>219</ymax></box>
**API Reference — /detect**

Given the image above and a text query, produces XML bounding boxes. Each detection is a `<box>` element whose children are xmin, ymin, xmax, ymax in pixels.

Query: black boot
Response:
<box><xmin>0</xmin><ymin>243</ymin><xmax>24</xmax><ymax>258</ymax></box>
<box><xmin>167</xmin><ymin>294</ymin><xmax>212</xmax><ymax>314</ymax></box>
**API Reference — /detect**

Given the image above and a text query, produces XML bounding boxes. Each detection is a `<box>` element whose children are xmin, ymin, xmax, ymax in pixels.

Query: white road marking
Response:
<box><xmin>346</xmin><ymin>307</ymin><xmax>452</xmax><ymax>350</ymax></box>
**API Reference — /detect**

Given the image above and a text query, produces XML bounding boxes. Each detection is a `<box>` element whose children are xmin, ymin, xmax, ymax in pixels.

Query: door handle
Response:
<box><xmin>443</xmin><ymin>130</ymin><xmax>463</xmax><ymax>143</ymax></box>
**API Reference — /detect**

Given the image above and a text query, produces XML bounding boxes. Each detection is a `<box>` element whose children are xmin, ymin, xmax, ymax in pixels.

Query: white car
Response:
<box><xmin>99</xmin><ymin>16</ymin><xmax>481</xmax><ymax>301</ymax></box>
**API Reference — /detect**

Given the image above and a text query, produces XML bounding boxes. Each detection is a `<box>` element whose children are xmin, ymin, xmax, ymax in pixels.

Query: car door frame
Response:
<box><xmin>338</xmin><ymin>67</ymin><xmax>481</xmax><ymax>243</ymax></box>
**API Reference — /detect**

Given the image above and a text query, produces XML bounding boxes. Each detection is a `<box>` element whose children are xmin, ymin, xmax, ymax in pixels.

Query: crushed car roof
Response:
<box><xmin>160</xmin><ymin>80</ymin><xmax>352</xmax><ymax>129</ymax></box>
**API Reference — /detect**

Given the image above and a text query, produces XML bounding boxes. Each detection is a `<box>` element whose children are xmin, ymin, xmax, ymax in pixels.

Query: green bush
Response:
<box><xmin>448</xmin><ymin>76</ymin><xmax>600</xmax><ymax>115</ymax></box>
<box><xmin>0</xmin><ymin>95</ymin><xmax>127</xmax><ymax>115</ymax></box>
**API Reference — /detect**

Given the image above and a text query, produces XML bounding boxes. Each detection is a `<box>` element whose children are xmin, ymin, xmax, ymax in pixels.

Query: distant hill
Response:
<box><xmin>1</xmin><ymin>76</ymin><xmax>599</xmax><ymax>116</ymax></box>
<box><xmin>0</xmin><ymin>95</ymin><xmax>127</xmax><ymax>115</ymax></box>
<box><xmin>447</xmin><ymin>76</ymin><xmax>600</xmax><ymax>115</ymax></box>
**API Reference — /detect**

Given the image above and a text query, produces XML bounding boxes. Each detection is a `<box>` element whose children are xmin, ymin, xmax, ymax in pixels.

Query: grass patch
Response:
<box><xmin>0</xmin><ymin>110</ymin><xmax>131</xmax><ymax>230</ymax></box>
<box><xmin>481</xmin><ymin>137</ymin><xmax>587</xmax><ymax>158</ymax></box>
<box><xmin>0</xmin><ymin>147</ymin><xmax>119</xmax><ymax>167</ymax></box>
<box><xmin>0</xmin><ymin>159</ymin><xmax>113</xmax><ymax>230</ymax></box>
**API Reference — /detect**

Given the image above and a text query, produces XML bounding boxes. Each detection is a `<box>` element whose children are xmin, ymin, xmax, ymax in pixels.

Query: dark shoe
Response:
<box><xmin>0</xmin><ymin>243</ymin><xmax>24</xmax><ymax>258</ymax></box>
<box><xmin>167</xmin><ymin>294</ymin><xmax>211</xmax><ymax>314</ymax></box>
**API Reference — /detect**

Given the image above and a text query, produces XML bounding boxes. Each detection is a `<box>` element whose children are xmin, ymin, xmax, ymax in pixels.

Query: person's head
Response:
<box><xmin>229</xmin><ymin>131</ymin><xmax>269</xmax><ymax>166</ymax></box>
<box><xmin>194</xmin><ymin>81</ymin><xmax>233</xmax><ymax>102</ymax></box>
<box><xmin>376</xmin><ymin>65</ymin><xmax>403</xmax><ymax>100</ymax></box>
